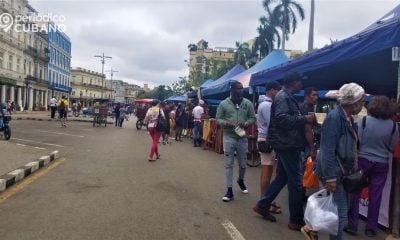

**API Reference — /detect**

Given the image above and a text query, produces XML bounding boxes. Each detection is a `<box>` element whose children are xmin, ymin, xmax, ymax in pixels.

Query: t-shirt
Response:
<box><xmin>192</xmin><ymin>106</ymin><xmax>204</xmax><ymax>122</ymax></box>
<box><xmin>50</xmin><ymin>98</ymin><xmax>57</xmax><ymax>107</ymax></box>
<box><xmin>146</xmin><ymin>106</ymin><xmax>165</xmax><ymax>122</ymax></box>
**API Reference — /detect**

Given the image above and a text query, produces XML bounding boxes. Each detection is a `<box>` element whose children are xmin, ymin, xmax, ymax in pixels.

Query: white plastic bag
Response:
<box><xmin>304</xmin><ymin>189</ymin><xmax>339</xmax><ymax>235</ymax></box>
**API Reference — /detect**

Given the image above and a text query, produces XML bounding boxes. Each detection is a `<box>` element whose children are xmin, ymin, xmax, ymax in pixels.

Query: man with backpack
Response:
<box><xmin>58</xmin><ymin>95</ymin><xmax>69</xmax><ymax>127</ymax></box>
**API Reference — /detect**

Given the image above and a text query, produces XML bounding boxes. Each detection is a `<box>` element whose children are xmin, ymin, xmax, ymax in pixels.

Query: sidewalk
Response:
<box><xmin>11</xmin><ymin>111</ymin><xmax>114</xmax><ymax>124</ymax></box>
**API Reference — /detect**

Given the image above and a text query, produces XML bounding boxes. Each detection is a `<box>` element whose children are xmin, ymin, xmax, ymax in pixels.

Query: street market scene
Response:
<box><xmin>1</xmin><ymin>0</ymin><xmax>400</xmax><ymax>239</ymax></box>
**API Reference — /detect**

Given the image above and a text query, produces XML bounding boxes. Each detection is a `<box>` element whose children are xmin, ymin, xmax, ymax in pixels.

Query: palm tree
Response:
<box><xmin>234</xmin><ymin>41</ymin><xmax>252</xmax><ymax>68</ymax></box>
<box><xmin>253</xmin><ymin>16</ymin><xmax>281</xmax><ymax>60</ymax></box>
<box><xmin>308</xmin><ymin>0</ymin><xmax>315</xmax><ymax>51</ymax></box>
<box><xmin>263</xmin><ymin>0</ymin><xmax>305</xmax><ymax>50</ymax></box>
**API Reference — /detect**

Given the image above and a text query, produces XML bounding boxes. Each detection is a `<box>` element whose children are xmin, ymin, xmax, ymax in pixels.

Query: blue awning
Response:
<box><xmin>250</xmin><ymin>4</ymin><xmax>400</xmax><ymax>97</ymax></box>
<box><xmin>165</xmin><ymin>95</ymin><xmax>186</xmax><ymax>102</ymax></box>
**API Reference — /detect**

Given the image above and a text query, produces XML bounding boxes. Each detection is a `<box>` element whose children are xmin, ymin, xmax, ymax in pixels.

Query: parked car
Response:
<box><xmin>82</xmin><ymin>107</ymin><xmax>94</xmax><ymax>115</ymax></box>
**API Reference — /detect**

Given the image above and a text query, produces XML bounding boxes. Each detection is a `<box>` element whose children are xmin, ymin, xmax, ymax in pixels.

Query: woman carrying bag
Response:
<box><xmin>144</xmin><ymin>100</ymin><xmax>165</xmax><ymax>162</ymax></box>
<box><xmin>346</xmin><ymin>96</ymin><xmax>399</xmax><ymax>237</ymax></box>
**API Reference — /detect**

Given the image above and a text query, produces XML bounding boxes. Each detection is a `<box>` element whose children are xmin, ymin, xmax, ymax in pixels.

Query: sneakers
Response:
<box><xmin>222</xmin><ymin>188</ymin><xmax>234</xmax><ymax>202</ymax></box>
<box><xmin>252</xmin><ymin>205</ymin><xmax>276</xmax><ymax>222</ymax></box>
<box><xmin>237</xmin><ymin>179</ymin><xmax>248</xmax><ymax>194</ymax></box>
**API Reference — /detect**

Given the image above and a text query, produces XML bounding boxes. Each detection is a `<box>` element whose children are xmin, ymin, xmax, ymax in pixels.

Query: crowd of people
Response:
<box><xmin>142</xmin><ymin>71</ymin><xmax>399</xmax><ymax>239</ymax></box>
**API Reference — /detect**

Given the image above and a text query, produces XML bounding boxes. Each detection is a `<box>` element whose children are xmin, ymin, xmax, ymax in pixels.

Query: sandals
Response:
<box><xmin>301</xmin><ymin>226</ymin><xmax>318</xmax><ymax>240</ymax></box>
<box><xmin>269</xmin><ymin>202</ymin><xmax>282</xmax><ymax>214</ymax></box>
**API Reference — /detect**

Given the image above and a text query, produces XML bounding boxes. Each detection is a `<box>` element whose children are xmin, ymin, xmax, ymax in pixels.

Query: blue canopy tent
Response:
<box><xmin>250</xmin><ymin>4</ymin><xmax>400</xmax><ymax>97</ymax></box>
<box><xmin>231</xmin><ymin>50</ymin><xmax>289</xmax><ymax>88</ymax></box>
<box><xmin>165</xmin><ymin>95</ymin><xmax>186</xmax><ymax>103</ymax></box>
<box><xmin>187</xmin><ymin>79</ymin><xmax>214</xmax><ymax>98</ymax></box>
<box><xmin>201</xmin><ymin>64</ymin><xmax>246</xmax><ymax>99</ymax></box>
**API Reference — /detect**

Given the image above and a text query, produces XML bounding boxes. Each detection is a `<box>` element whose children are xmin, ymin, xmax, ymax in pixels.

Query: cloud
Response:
<box><xmin>30</xmin><ymin>0</ymin><xmax>399</xmax><ymax>88</ymax></box>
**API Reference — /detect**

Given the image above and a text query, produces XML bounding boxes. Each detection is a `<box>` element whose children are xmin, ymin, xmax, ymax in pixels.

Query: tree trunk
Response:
<box><xmin>308</xmin><ymin>0</ymin><xmax>315</xmax><ymax>52</ymax></box>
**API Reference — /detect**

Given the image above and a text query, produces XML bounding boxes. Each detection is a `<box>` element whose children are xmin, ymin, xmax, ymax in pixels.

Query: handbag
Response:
<box><xmin>337</xmin><ymin>157</ymin><xmax>368</xmax><ymax>193</ymax></box>
<box><xmin>257</xmin><ymin>140</ymin><xmax>273</xmax><ymax>153</ymax></box>
<box><xmin>155</xmin><ymin>110</ymin><xmax>167</xmax><ymax>132</ymax></box>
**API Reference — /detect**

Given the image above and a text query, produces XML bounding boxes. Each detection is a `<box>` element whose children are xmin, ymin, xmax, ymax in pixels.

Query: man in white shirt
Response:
<box><xmin>192</xmin><ymin>99</ymin><xmax>205</xmax><ymax>147</ymax></box>
<box><xmin>49</xmin><ymin>96</ymin><xmax>57</xmax><ymax>119</ymax></box>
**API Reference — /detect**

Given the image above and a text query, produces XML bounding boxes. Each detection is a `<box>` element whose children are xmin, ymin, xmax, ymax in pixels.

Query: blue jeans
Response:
<box><xmin>257</xmin><ymin>149</ymin><xmax>304</xmax><ymax>224</ymax></box>
<box><xmin>193</xmin><ymin>121</ymin><xmax>202</xmax><ymax>146</ymax></box>
<box><xmin>330</xmin><ymin>183</ymin><xmax>348</xmax><ymax>240</ymax></box>
<box><xmin>223</xmin><ymin>136</ymin><xmax>247</xmax><ymax>188</ymax></box>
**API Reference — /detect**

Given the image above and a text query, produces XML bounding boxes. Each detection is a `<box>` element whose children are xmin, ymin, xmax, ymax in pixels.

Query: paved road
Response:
<box><xmin>0</xmin><ymin>118</ymin><xmax>387</xmax><ymax>239</ymax></box>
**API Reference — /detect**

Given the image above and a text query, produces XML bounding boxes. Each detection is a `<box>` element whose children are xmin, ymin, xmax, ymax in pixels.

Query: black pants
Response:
<box><xmin>118</xmin><ymin>118</ymin><xmax>124</xmax><ymax>127</ymax></box>
<box><xmin>51</xmin><ymin>107</ymin><xmax>57</xmax><ymax>119</ymax></box>
<box><xmin>115</xmin><ymin>115</ymin><xmax>120</xmax><ymax>126</ymax></box>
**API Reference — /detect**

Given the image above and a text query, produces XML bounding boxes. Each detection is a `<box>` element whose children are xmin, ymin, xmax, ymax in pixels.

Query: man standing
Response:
<box><xmin>192</xmin><ymin>100</ymin><xmax>204</xmax><ymax>147</ymax></box>
<box><xmin>299</xmin><ymin>87</ymin><xmax>319</xmax><ymax>160</ymax></box>
<box><xmin>58</xmin><ymin>95</ymin><xmax>69</xmax><ymax>127</ymax></box>
<box><xmin>216</xmin><ymin>81</ymin><xmax>256</xmax><ymax>202</ymax></box>
<box><xmin>114</xmin><ymin>103</ymin><xmax>121</xmax><ymax>127</ymax></box>
<box><xmin>49</xmin><ymin>96</ymin><xmax>57</xmax><ymax>119</ymax></box>
<box><xmin>253</xmin><ymin>72</ymin><xmax>316</xmax><ymax>229</ymax></box>
<box><xmin>257</xmin><ymin>81</ymin><xmax>282</xmax><ymax>212</ymax></box>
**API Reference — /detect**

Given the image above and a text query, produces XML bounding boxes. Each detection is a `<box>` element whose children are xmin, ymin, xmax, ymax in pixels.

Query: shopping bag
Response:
<box><xmin>304</xmin><ymin>189</ymin><xmax>338</xmax><ymax>235</ymax></box>
<box><xmin>303</xmin><ymin>157</ymin><xmax>320</xmax><ymax>188</ymax></box>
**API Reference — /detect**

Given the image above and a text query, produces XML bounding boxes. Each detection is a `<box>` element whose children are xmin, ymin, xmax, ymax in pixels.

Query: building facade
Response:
<box><xmin>188</xmin><ymin>39</ymin><xmax>235</xmax><ymax>85</ymax></box>
<box><xmin>0</xmin><ymin>0</ymin><xmax>52</xmax><ymax>111</ymax></box>
<box><xmin>105</xmin><ymin>79</ymin><xmax>125</xmax><ymax>103</ymax></box>
<box><xmin>47</xmin><ymin>22</ymin><xmax>71</xmax><ymax>99</ymax></box>
<box><xmin>70</xmin><ymin>67</ymin><xmax>111</xmax><ymax>107</ymax></box>
<box><xmin>124</xmin><ymin>82</ymin><xmax>140</xmax><ymax>104</ymax></box>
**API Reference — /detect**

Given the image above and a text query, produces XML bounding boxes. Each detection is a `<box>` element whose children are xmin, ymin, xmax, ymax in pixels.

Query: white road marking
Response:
<box><xmin>34</xmin><ymin>147</ymin><xmax>46</xmax><ymax>150</ymax></box>
<box><xmin>16</xmin><ymin>143</ymin><xmax>26</xmax><ymax>147</ymax></box>
<box><xmin>221</xmin><ymin>220</ymin><xmax>246</xmax><ymax>240</ymax></box>
<box><xmin>36</xmin><ymin>130</ymin><xmax>85</xmax><ymax>138</ymax></box>
<box><xmin>12</xmin><ymin>138</ymin><xmax>64</xmax><ymax>148</ymax></box>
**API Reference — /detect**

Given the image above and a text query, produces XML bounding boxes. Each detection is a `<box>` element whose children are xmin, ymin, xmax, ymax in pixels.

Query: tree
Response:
<box><xmin>253</xmin><ymin>15</ymin><xmax>281</xmax><ymax>61</ymax></box>
<box><xmin>234</xmin><ymin>41</ymin><xmax>252</xmax><ymax>68</ymax></box>
<box><xmin>172</xmin><ymin>76</ymin><xmax>192</xmax><ymax>96</ymax></box>
<box><xmin>136</xmin><ymin>89</ymin><xmax>153</xmax><ymax>99</ymax></box>
<box><xmin>308</xmin><ymin>0</ymin><xmax>315</xmax><ymax>51</ymax></box>
<box><xmin>263</xmin><ymin>0</ymin><xmax>305</xmax><ymax>50</ymax></box>
<box><xmin>187</xmin><ymin>43</ymin><xmax>198</xmax><ymax>52</ymax></box>
<box><xmin>152</xmin><ymin>85</ymin><xmax>173</xmax><ymax>101</ymax></box>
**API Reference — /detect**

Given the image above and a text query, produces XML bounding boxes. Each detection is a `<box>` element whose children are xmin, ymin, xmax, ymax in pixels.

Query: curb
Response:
<box><xmin>14</xmin><ymin>117</ymin><xmax>113</xmax><ymax>124</ymax></box>
<box><xmin>0</xmin><ymin>151</ymin><xmax>60</xmax><ymax>192</ymax></box>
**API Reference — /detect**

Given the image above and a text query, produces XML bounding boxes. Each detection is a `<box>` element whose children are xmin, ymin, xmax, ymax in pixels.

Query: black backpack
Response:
<box><xmin>59</xmin><ymin>100</ymin><xmax>66</xmax><ymax>111</ymax></box>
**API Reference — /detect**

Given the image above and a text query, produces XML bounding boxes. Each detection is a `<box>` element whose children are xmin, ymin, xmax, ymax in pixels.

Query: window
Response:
<box><xmin>49</xmin><ymin>70</ymin><xmax>52</xmax><ymax>81</ymax></box>
<box><xmin>8</xmin><ymin>54</ymin><xmax>13</xmax><ymax>70</ymax></box>
<box><xmin>16</xmin><ymin>57</ymin><xmax>20</xmax><ymax>72</ymax></box>
<box><xmin>0</xmin><ymin>51</ymin><xmax>4</xmax><ymax>68</ymax></box>
<box><xmin>23</xmin><ymin>59</ymin><xmax>26</xmax><ymax>74</ymax></box>
<box><xmin>39</xmin><ymin>69</ymin><xmax>42</xmax><ymax>80</ymax></box>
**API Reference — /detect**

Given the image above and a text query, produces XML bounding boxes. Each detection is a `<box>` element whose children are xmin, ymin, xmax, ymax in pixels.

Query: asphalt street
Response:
<box><xmin>0</xmin><ymin>117</ymin><xmax>387</xmax><ymax>239</ymax></box>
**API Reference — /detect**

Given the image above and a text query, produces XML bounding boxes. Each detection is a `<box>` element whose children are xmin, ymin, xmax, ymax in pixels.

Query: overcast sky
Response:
<box><xmin>30</xmin><ymin>0</ymin><xmax>399</xmax><ymax>88</ymax></box>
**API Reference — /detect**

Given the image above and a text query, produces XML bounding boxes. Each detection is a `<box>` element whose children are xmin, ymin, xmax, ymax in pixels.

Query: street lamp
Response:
<box><xmin>94</xmin><ymin>53</ymin><xmax>112</xmax><ymax>99</ymax></box>
<box><xmin>106</xmin><ymin>68</ymin><xmax>118</xmax><ymax>102</ymax></box>
<box><xmin>24</xmin><ymin>75</ymin><xmax>32</xmax><ymax>111</ymax></box>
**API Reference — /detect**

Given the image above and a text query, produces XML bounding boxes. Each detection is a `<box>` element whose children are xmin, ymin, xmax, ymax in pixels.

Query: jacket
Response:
<box><xmin>216</xmin><ymin>97</ymin><xmax>256</xmax><ymax>139</ymax></box>
<box><xmin>315</xmin><ymin>106</ymin><xmax>358</xmax><ymax>181</ymax></box>
<box><xmin>268</xmin><ymin>88</ymin><xmax>307</xmax><ymax>150</ymax></box>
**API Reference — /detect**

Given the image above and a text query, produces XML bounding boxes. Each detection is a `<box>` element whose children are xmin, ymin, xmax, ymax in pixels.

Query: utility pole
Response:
<box><xmin>94</xmin><ymin>53</ymin><xmax>112</xmax><ymax>99</ymax></box>
<box><xmin>106</xmin><ymin>68</ymin><xmax>119</xmax><ymax>101</ymax></box>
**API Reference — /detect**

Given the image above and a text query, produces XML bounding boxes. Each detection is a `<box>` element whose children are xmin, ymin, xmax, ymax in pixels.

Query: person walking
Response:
<box><xmin>118</xmin><ymin>105</ymin><xmax>126</xmax><ymax>127</ymax></box>
<box><xmin>114</xmin><ymin>103</ymin><xmax>121</xmax><ymax>127</ymax></box>
<box><xmin>175</xmin><ymin>104</ymin><xmax>185</xmax><ymax>141</ymax></box>
<box><xmin>216</xmin><ymin>81</ymin><xmax>256</xmax><ymax>202</ymax></box>
<box><xmin>144</xmin><ymin>100</ymin><xmax>165</xmax><ymax>161</ymax></box>
<box><xmin>192</xmin><ymin>100</ymin><xmax>205</xmax><ymax>147</ymax></box>
<box><xmin>345</xmin><ymin>96</ymin><xmax>399</xmax><ymax>238</ymax></box>
<box><xmin>257</xmin><ymin>81</ymin><xmax>282</xmax><ymax>213</ymax></box>
<box><xmin>49</xmin><ymin>96</ymin><xmax>57</xmax><ymax>119</ymax></box>
<box><xmin>58</xmin><ymin>95</ymin><xmax>69</xmax><ymax>127</ymax></box>
<box><xmin>309</xmin><ymin>83</ymin><xmax>366</xmax><ymax>240</ymax></box>
<box><xmin>253</xmin><ymin>72</ymin><xmax>316</xmax><ymax>227</ymax></box>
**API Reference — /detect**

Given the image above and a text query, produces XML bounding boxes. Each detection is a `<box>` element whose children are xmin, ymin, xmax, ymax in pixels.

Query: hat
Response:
<box><xmin>337</xmin><ymin>83</ymin><xmax>365</xmax><ymax>104</ymax></box>
<box><xmin>283</xmin><ymin>71</ymin><xmax>307</xmax><ymax>85</ymax></box>
<box><xmin>265</xmin><ymin>81</ymin><xmax>281</xmax><ymax>91</ymax></box>
<box><xmin>199</xmin><ymin>99</ymin><xmax>204</xmax><ymax>105</ymax></box>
